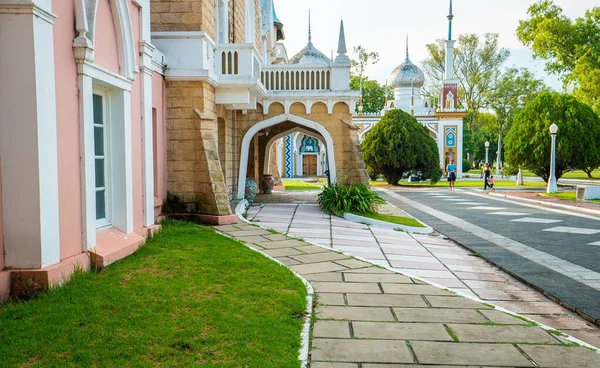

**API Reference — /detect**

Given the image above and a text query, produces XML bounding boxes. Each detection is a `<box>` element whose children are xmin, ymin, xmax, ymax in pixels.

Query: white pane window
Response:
<box><xmin>92</xmin><ymin>92</ymin><xmax>111</xmax><ymax>228</ymax></box>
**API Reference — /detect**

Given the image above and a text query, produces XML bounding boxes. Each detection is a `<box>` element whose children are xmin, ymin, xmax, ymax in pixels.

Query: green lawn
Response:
<box><xmin>544</xmin><ymin>192</ymin><xmax>600</xmax><ymax>203</ymax></box>
<box><xmin>352</xmin><ymin>211</ymin><xmax>425</xmax><ymax>228</ymax></box>
<box><xmin>524</xmin><ymin>169</ymin><xmax>600</xmax><ymax>180</ymax></box>
<box><xmin>370</xmin><ymin>180</ymin><xmax>545</xmax><ymax>188</ymax></box>
<box><xmin>0</xmin><ymin>221</ymin><xmax>306</xmax><ymax>367</ymax></box>
<box><xmin>283</xmin><ymin>180</ymin><xmax>323</xmax><ymax>191</ymax></box>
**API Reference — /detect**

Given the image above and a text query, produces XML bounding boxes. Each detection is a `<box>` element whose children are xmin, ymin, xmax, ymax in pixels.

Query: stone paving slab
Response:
<box><xmin>313</xmin><ymin>320</ymin><xmax>351</xmax><ymax>338</ymax></box>
<box><xmin>448</xmin><ymin>324</ymin><xmax>560</xmax><ymax>344</ymax></box>
<box><xmin>346</xmin><ymin>293</ymin><xmax>428</xmax><ymax>308</ymax></box>
<box><xmin>290</xmin><ymin>252</ymin><xmax>349</xmax><ymax>264</ymax></box>
<box><xmin>410</xmin><ymin>341</ymin><xmax>534</xmax><ymax>366</ymax></box>
<box><xmin>215</xmin><ymin>208</ymin><xmax>600</xmax><ymax>367</ymax></box>
<box><xmin>290</xmin><ymin>262</ymin><xmax>348</xmax><ymax>275</ymax></box>
<box><xmin>392</xmin><ymin>308</ymin><xmax>487</xmax><ymax>323</ymax></box>
<box><xmin>518</xmin><ymin>344</ymin><xmax>600</xmax><ymax>368</ymax></box>
<box><xmin>425</xmin><ymin>295</ymin><xmax>493</xmax><ymax>309</ymax></box>
<box><xmin>316</xmin><ymin>293</ymin><xmax>346</xmax><ymax>305</ymax></box>
<box><xmin>316</xmin><ymin>305</ymin><xmax>396</xmax><ymax>321</ymax></box>
<box><xmin>311</xmin><ymin>281</ymin><xmax>382</xmax><ymax>294</ymax></box>
<box><xmin>294</xmin><ymin>245</ymin><xmax>330</xmax><ymax>254</ymax></box>
<box><xmin>334</xmin><ymin>259</ymin><xmax>372</xmax><ymax>269</ymax></box>
<box><xmin>352</xmin><ymin>322</ymin><xmax>452</xmax><ymax>341</ymax></box>
<box><xmin>311</xmin><ymin>339</ymin><xmax>413</xmax><ymax>363</ymax></box>
<box><xmin>305</xmin><ymin>272</ymin><xmax>344</xmax><ymax>282</ymax></box>
<box><xmin>343</xmin><ymin>273</ymin><xmax>414</xmax><ymax>284</ymax></box>
<box><xmin>381</xmin><ymin>283</ymin><xmax>455</xmax><ymax>296</ymax></box>
<box><xmin>262</xmin><ymin>248</ymin><xmax>304</xmax><ymax>257</ymax></box>
<box><xmin>479</xmin><ymin>309</ymin><xmax>530</xmax><ymax>325</ymax></box>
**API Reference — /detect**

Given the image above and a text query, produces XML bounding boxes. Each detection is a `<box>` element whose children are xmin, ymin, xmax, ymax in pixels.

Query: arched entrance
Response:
<box><xmin>237</xmin><ymin>114</ymin><xmax>337</xmax><ymax>199</ymax></box>
<box><xmin>262</xmin><ymin>126</ymin><xmax>326</xmax><ymax>177</ymax></box>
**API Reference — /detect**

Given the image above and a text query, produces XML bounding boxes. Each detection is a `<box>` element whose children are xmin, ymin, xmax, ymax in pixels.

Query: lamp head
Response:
<box><xmin>485</xmin><ymin>141</ymin><xmax>490</xmax><ymax>148</ymax></box>
<box><xmin>549</xmin><ymin>123</ymin><xmax>558</xmax><ymax>135</ymax></box>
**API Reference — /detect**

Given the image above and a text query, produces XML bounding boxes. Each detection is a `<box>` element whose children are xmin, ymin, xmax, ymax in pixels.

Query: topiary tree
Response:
<box><xmin>505</xmin><ymin>92</ymin><xmax>600</xmax><ymax>181</ymax></box>
<box><xmin>361</xmin><ymin>109</ymin><xmax>441</xmax><ymax>185</ymax></box>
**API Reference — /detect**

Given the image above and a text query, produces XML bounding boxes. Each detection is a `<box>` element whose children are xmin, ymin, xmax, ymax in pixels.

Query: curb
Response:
<box><xmin>342</xmin><ymin>212</ymin><xmax>433</xmax><ymax>234</ymax></box>
<box><xmin>488</xmin><ymin>192</ymin><xmax>600</xmax><ymax>217</ymax></box>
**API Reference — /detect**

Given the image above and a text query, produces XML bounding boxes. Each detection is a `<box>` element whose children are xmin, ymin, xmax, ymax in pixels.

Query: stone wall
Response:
<box><xmin>151</xmin><ymin>0</ymin><xmax>216</xmax><ymax>37</ymax></box>
<box><xmin>228</xmin><ymin>0</ymin><xmax>245</xmax><ymax>43</ymax></box>
<box><xmin>165</xmin><ymin>81</ymin><xmax>230</xmax><ymax>215</ymax></box>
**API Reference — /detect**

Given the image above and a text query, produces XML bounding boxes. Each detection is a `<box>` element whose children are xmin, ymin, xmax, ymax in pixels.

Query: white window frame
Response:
<box><xmin>92</xmin><ymin>87</ymin><xmax>112</xmax><ymax>229</ymax></box>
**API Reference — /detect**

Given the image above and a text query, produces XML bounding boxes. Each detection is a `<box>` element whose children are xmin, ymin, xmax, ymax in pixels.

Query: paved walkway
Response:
<box><xmin>246</xmin><ymin>200</ymin><xmax>600</xmax><ymax>348</ymax></box>
<box><xmin>214</xmin><ymin>221</ymin><xmax>600</xmax><ymax>367</ymax></box>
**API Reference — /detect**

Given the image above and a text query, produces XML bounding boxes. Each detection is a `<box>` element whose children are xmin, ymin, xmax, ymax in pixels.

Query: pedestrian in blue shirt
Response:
<box><xmin>446</xmin><ymin>159</ymin><xmax>457</xmax><ymax>192</ymax></box>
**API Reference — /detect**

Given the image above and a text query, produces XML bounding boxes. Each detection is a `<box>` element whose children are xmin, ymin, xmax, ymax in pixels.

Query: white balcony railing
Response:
<box><xmin>215</xmin><ymin>44</ymin><xmax>263</xmax><ymax>87</ymax></box>
<box><xmin>261</xmin><ymin>65</ymin><xmax>331</xmax><ymax>92</ymax></box>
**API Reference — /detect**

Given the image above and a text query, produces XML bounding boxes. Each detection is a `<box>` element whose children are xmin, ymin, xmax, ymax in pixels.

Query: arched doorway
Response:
<box><xmin>237</xmin><ymin>114</ymin><xmax>337</xmax><ymax>199</ymax></box>
<box><xmin>262</xmin><ymin>127</ymin><xmax>326</xmax><ymax>177</ymax></box>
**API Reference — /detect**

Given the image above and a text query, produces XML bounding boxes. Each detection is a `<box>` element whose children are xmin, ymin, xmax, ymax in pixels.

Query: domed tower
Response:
<box><xmin>288</xmin><ymin>11</ymin><xmax>332</xmax><ymax>65</ymax></box>
<box><xmin>386</xmin><ymin>38</ymin><xmax>430</xmax><ymax>115</ymax></box>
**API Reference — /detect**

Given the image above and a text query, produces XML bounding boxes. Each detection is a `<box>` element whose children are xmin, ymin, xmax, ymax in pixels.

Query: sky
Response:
<box><xmin>274</xmin><ymin>0</ymin><xmax>598</xmax><ymax>91</ymax></box>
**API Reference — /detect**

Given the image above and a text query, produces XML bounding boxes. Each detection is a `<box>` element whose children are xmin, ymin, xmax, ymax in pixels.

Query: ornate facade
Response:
<box><xmin>354</xmin><ymin>0</ymin><xmax>467</xmax><ymax>177</ymax></box>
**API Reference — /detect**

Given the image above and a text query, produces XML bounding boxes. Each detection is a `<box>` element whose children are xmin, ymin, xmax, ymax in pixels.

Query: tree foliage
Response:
<box><xmin>350</xmin><ymin>76</ymin><xmax>393</xmax><ymax>114</ymax></box>
<box><xmin>351</xmin><ymin>45</ymin><xmax>379</xmax><ymax>82</ymax></box>
<box><xmin>489</xmin><ymin>68</ymin><xmax>549</xmax><ymax>168</ymax></box>
<box><xmin>361</xmin><ymin>109</ymin><xmax>440</xmax><ymax>185</ymax></box>
<box><xmin>505</xmin><ymin>92</ymin><xmax>600</xmax><ymax>181</ymax></box>
<box><xmin>517</xmin><ymin>1</ymin><xmax>600</xmax><ymax>113</ymax></box>
<box><xmin>421</xmin><ymin>33</ymin><xmax>510</xmax><ymax>113</ymax></box>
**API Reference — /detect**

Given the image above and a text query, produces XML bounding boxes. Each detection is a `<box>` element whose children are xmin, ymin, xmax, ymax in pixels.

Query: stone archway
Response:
<box><xmin>262</xmin><ymin>127</ymin><xmax>326</xmax><ymax>175</ymax></box>
<box><xmin>237</xmin><ymin>114</ymin><xmax>337</xmax><ymax>199</ymax></box>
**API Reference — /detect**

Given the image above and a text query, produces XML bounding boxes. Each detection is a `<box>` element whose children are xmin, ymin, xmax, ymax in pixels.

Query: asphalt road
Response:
<box><xmin>379</xmin><ymin>187</ymin><xmax>600</xmax><ymax>325</ymax></box>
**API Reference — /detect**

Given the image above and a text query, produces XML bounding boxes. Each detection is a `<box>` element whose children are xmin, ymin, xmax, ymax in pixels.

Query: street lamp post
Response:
<box><xmin>485</xmin><ymin>141</ymin><xmax>490</xmax><ymax>164</ymax></box>
<box><xmin>547</xmin><ymin>123</ymin><xmax>558</xmax><ymax>194</ymax></box>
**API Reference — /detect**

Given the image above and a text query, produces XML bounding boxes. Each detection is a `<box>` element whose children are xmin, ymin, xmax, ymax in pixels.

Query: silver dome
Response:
<box><xmin>390</xmin><ymin>56</ymin><xmax>425</xmax><ymax>88</ymax></box>
<box><xmin>289</xmin><ymin>42</ymin><xmax>331</xmax><ymax>65</ymax></box>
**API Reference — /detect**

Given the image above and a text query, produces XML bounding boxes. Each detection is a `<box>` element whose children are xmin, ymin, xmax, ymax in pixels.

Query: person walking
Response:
<box><xmin>489</xmin><ymin>175</ymin><xmax>495</xmax><ymax>191</ymax></box>
<box><xmin>500</xmin><ymin>167</ymin><xmax>505</xmax><ymax>179</ymax></box>
<box><xmin>483</xmin><ymin>163</ymin><xmax>491</xmax><ymax>190</ymax></box>
<box><xmin>446</xmin><ymin>159</ymin><xmax>457</xmax><ymax>192</ymax></box>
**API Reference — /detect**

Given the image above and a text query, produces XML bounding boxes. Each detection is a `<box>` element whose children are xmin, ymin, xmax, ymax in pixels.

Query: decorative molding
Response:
<box><xmin>0</xmin><ymin>3</ymin><xmax>56</xmax><ymax>24</ymax></box>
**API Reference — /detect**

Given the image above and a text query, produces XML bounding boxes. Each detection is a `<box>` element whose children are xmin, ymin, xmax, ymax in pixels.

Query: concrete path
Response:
<box><xmin>213</xmin><ymin>221</ymin><xmax>600</xmax><ymax>367</ymax></box>
<box><xmin>246</xmin><ymin>202</ymin><xmax>600</xmax><ymax>348</ymax></box>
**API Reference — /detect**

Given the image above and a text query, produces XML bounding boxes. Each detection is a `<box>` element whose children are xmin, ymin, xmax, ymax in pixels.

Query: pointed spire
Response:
<box><xmin>447</xmin><ymin>0</ymin><xmax>454</xmax><ymax>40</ymax></box>
<box><xmin>406</xmin><ymin>35</ymin><xmax>409</xmax><ymax>60</ymax></box>
<box><xmin>334</xmin><ymin>19</ymin><xmax>351</xmax><ymax>64</ymax></box>
<box><xmin>337</xmin><ymin>20</ymin><xmax>347</xmax><ymax>54</ymax></box>
<box><xmin>308</xmin><ymin>10</ymin><xmax>312</xmax><ymax>44</ymax></box>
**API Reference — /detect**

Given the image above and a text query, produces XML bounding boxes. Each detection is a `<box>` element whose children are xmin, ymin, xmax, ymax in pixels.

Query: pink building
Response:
<box><xmin>0</xmin><ymin>0</ymin><xmax>167</xmax><ymax>299</ymax></box>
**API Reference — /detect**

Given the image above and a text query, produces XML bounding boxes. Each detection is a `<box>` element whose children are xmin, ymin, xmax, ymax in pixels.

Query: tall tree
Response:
<box><xmin>421</xmin><ymin>33</ymin><xmax>510</xmax><ymax>128</ymax></box>
<box><xmin>421</xmin><ymin>40</ymin><xmax>446</xmax><ymax>105</ymax></box>
<box><xmin>361</xmin><ymin>109</ymin><xmax>441</xmax><ymax>185</ymax></box>
<box><xmin>351</xmin><ymin>45</ymin><xmax>379</xmax><ymax>85</ymax></box>
<box><xmin>489</xmin><ymin>67</ymin><xmax>549</xmax><ymax>171</ymax></box>
<box><xmin>517</xmin><ymin>1</ymin><xmax>600</xmax><ymax>113</ymax></box>
<box><xmin>505</xmin><ymin>92</ymin><xmax>600</xmax><ymax>181</ymax></box>
<box><xmin>456</xmin><ymin>33</ymin><xmax>510</xmax><ymax>114</ymax></box>
<box><xmin>350</xmin><ymin>76</ymin><xmax>393</xmax><ymax>114</ymax></box>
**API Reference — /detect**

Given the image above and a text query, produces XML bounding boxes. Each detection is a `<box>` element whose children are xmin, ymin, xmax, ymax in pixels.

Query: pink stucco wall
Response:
<box><xmin>152</xmin><ymin>72</ymin><xmax>167</xmax><ymax>202</ymax></box>
<box><xmin>130</xmin><ymin>3</ymin><xmax>143</xmax><ymax>230</ymax></box>
<box><xmin>53</xmin><ymin>0</ymin><xmax>84</xmax><ymax>261</ymax></box>
<box><xmin>0</xmin><ymin>159</ymin><xmax>4</xmax><ymax>269</ymax></box>
<box><xmin>95</xmin><ymin>0</ymin><xmax>120</xmax><ymax>75</ymax></box>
